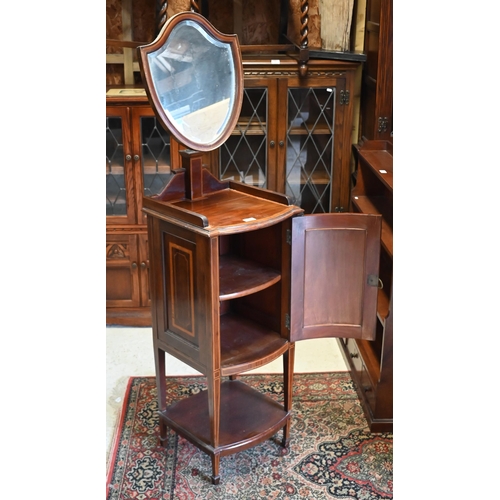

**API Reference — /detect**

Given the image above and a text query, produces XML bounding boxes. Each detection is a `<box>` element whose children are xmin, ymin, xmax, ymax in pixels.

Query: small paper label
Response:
<box><xmin>243</xmin><ymin>217</ymin><xmax>257</xmax><ymax>222</ymax></box>
<box><xmin>271</xmin><ymin>59</ymin><xmax>281</xmax><ymax>64</ymax></box>
<box><xmin>379</xmin><ymin>169</ymin><xmax>387</xmax><ymax>174</ymax></box>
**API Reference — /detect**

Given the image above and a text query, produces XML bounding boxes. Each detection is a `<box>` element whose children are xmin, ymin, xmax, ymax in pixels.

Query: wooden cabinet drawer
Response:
<box><xmin>360</xmin><ymin>363</ymin><xmax>376</xmax><ymax>411</ymax></box>
<box><xmin>345</xmin><ymin>338</ymin><xmax>363</xmax><ymax>374</ymax></box>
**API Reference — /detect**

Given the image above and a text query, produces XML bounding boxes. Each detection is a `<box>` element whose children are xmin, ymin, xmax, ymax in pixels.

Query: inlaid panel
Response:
<box><xmin>163</xmin><ymin>233</ymin><xmax>198</xmax><ymax>345</ymax></box>
<box><xmin>302</xmin><ymin>226</ymin><xmax>365</xmax><ymax>326</ymax></box>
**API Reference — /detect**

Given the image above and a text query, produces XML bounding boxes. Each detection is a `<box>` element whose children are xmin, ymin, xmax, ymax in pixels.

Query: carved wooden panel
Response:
<box><xmin>106</xmin><ymin>0</ymin><xmax>327</xmax><ymax>85</ymax></box>
<box><xmin>106</xmin><ymin>233</ymin><xmax>141</xmax><ymax>307</ymax></box>
<box><xmin>106</xmin><ymin>0</ymin><xmax>158</xmax><ymax>85</ymax></box>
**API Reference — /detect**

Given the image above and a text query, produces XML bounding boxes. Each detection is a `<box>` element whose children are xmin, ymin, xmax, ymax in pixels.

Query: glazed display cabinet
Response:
<box><xmin>106</xmin><ymin>94</ymin><xmax>183</xmax><ymax>325</ymax></box>
<box><xmin>215</xmin><ymin>56</ymin><xmax>358</xmax><ymax>215</ymax></box>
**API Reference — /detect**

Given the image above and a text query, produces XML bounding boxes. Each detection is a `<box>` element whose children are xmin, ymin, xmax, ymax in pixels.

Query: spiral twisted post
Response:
<box><xmin>190</xmin><ymin>0</ymin><xmax>201</xmax><ymax>13</ymax></box>
<box><xmin>297</xmin><ymin>0</ymin><xmax>309</xmax><ymax>77</ymax></box>
<box><xmin>299</xmin><ymin>0</ymin><xmax>309</xmax><ymax>48</ymax></box>
<box><xmin>157</xmin><ymin>0</ymin><xmax>168</xmax><ymax>33</ymax></box>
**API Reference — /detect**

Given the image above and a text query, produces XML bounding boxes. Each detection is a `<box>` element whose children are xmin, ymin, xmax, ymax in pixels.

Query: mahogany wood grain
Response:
<box><xmin>219</xmin><ymin>255</ymin><xmax>281</xmax><ymax>300</ymax></box>
<box><xmin>220</xmin><ymin>313</ymin><xmax>289</xmax><ymax>376</ymax></box>
<box><xmin>160</xmin><ymin>379</ymin><xmax>290</xmax><ymax>483</ymax></box>
<box><xmin>341</xmin><ymin>138</ymin><xmax>393</xmax><ymax>432</ymax></box>
<box><xmin>290</xmin><ymin>213</ymin><xmax>381</xmax><ymax>342</ymax></box>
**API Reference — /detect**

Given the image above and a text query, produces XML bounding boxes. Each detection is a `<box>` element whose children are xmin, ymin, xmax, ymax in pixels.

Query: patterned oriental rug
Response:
<box><xmin>106</xmin><ymin>373</ymin><xmax>393</xmax><ymax>500</ymax></box>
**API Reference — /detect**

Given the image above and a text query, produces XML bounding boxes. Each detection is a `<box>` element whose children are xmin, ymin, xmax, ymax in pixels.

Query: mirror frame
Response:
<box><xmin>138</xmin><ymin>11</ymin><xmax>244</xmax><ymax>152</ymax></box>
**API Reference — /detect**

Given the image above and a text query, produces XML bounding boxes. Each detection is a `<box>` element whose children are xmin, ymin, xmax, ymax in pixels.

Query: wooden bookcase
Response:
<box><xmin>341</xmin><ymin>138</ymin><xmax>393</xmax><ymax>432</ymax></box>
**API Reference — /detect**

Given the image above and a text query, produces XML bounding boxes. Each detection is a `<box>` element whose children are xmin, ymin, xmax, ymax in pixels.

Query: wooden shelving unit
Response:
<box><xmin>341</xmin><ymin>138</ymin><xmax>393</xmax><ymax>432</ymax></box>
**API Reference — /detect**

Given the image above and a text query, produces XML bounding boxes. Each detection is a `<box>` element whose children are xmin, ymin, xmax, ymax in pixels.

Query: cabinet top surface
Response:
<box><xmin>145</xmin><ymin>188</ymin><xmax>303</xmax><ymax>235</ymax></box>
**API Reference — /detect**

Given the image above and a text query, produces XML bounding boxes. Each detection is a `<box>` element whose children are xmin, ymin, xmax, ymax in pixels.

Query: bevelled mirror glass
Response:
<box><xmin>138</xmin><ymin>12</ymin><xmax>243</xmax><ymax>152</ymax></box>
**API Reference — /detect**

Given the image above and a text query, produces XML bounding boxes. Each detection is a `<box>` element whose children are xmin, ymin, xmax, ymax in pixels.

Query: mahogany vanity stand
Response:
<box><xmin>138</xmin><ymin>11</ymin><xmax>381</xmax><ymax>485</ymax></box>
<box><xmin>143</xmin><ymin>149</ymin><xmax>303</xmax><ymax>484</ymax></box>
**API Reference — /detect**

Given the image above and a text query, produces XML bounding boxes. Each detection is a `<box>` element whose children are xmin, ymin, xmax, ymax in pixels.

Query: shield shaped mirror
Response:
<box><xmin>138</xmin><ymin>12</ymin><xmax>243</xmax><ymax>152</ymax></box>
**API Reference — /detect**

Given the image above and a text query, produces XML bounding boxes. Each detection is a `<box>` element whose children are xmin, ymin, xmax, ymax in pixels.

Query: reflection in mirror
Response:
<box><xmin>147</xmin><ymin>19</ymin><xmax>236</xmax><ymax>147</ymax></box>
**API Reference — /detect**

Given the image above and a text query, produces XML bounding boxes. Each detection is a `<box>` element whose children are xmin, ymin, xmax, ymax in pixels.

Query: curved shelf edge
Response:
<box><xmin>159</xmin><ymin>380</ymin><xmax>289</xmax><ymax>455</ymax></box>
<box><xmin>219</xmin><ymin>255</ymin><xmax>281</xmax><ymax>301</ymax></box>
<box><xmin>220</xmin><ymin>313</ymin><xmax>289</xmax><ymax>376</ymax></box>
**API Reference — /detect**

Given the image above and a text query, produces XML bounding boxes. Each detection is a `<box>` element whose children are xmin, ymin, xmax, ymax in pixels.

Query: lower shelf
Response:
<box><xmin>160</xmin><ymin>379</ymin><xmax>289</xmax><ymax>456</ymax></box>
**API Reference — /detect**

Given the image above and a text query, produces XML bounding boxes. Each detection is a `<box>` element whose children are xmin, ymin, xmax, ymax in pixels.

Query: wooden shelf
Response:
<box><xmin>377</xmin><ymin>287</ymin><xmax>390</xmax><ymax>323</ymax></box>
<box><xmin>160</xmin><ymin>379</ymin><xmax>289</xmax><ymax>454</ymax></box>
<box><xmin>356</xmin><ymin>339</ymin><xmax>381</xmax><ymax>386</ymax></box>
<box><xmin>230</xmin><ymin>124</ymin><xmax>333</xmax><ymax>136</ymax></box>
<box><xmin>219</xmin><ymin>255</ymin><xmax>281</xmax><ymax>300</ymax></box>
<box><xmin>287</xmin><ymin>171</ymin><xmax>332</xmax><ymax>186</ymax></box>
<box><xmin>220</xmin><ymin>313</ymin><xmax>288</xmax><ymax>376</ymax></box>
<box><xmin>351</xmin><ymin>196</ymin><xmax>392</xmax><ymax>257</ymax></box>
<box><xmin>358</xmin><ymin>150</ymin><xmax>393</xmax><ymax>191</ymax></box>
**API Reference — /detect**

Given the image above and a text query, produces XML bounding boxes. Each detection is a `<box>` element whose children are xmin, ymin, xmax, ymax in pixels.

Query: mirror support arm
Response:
<box><xmin>181</xmin><ymin>150</ymin><xmax>205</xmax><ymax>200</ymax></box>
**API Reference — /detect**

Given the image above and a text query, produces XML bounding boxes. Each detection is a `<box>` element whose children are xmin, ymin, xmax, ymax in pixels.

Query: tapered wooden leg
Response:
<box><xmin>206</xmin><ymin>369</ymin><xmax>221</xmax><ymax>480</ymax></box>
<box><xmin>210</xmin><ymin>453</ymin><xmax>220</xmax><ymax>484</ymax></box>
<box><xmin>281</xmin><ymin>342</ymin><xmax>295</xmax><ymax>448</ymax></box>
<box><xmin>154</xmin><ymin>346</ymin><xmax>168</xmax><ymax>444</ymax></box>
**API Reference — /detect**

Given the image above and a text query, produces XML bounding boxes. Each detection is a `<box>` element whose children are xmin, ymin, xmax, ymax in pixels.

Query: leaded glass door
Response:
<box><xmin>285</xmin><ymin>86</ymin><xmax>336</xmax><ymax>214</ymax></box>
<box><xmin>218</xmin><ymin>80</ymin><xmax>278</xmax><ymax>190</ymax></box>
<box><xmin>216</xmin><ymin>75</ymin><xmax>351</xmax><ymax>214</ymax></box>
<box><xmin>132</xmin><ymin>107</ymin><xmax>177</xmax><ymax>224</ymax></box>
<box><xmin>106</xmin><ymin>107</ymin><xmax>136</xmax><ymax>224</ymax></box>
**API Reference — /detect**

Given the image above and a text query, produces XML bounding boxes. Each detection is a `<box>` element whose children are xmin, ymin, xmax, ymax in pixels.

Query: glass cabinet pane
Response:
<box><xmin>286</xmin><ymin>87</ymin><xmax>336</xmax><ymax>214</ymax></box>
<box><xmin>140</xmin><ymin>116</ymin><xmax>174</xmax><ymax>197</ymax></box>
<box><xmin>219</xmin><ymin>88</ymin><xmax>268</xmax><ymax>188</ymax></box>
<box><xmin>106</xmin><ymin>116</ymin><xmax>127</xmax><ymax>216</ymax></box>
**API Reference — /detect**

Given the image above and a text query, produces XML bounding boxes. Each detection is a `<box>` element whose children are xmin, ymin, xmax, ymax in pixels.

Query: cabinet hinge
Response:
<box><xmin>286</xmin><ymin>229</ymin><xmax>292</xmax><ymax>245</ymax></box>
<box><xmin>367</xmin><ymin>274</ymin><xmax>379</xmax><ymax>287</ymax></box>
<box><xmin>285</xmin><ymin>313</ymin><xmax>290</xmax><ymax>330</ymax></box>
<box><xmin>340</xmin><ymin>90</ymin><xmax>350</xmax><ymax>105</ymax></box>
<box><xmin>378</xmin><ymin>117</ymin><xmax>389</xmax><ymax>133</ymax></box>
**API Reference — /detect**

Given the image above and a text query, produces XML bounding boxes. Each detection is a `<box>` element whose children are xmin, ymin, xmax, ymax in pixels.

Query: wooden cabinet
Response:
<box><xmin>359</xmin><ymin>0</ymin><xmax>393</xmax><ymax>140</ymax></box>
<box><xmin>144</xmin><ymin>151</ymin><xmax>382</xmax><ymax>483</ymax></box>
<box><xmin>106</xmin><ymin>93</ymin><xmax>183</xmax><ymax>325</ymax></box>
<box><xmin>215</xmin><ymin>56</ymin><xmax>359</xmax><ymax>214</ymax></box>
<box><xmin>106</xmin><ymin>57</ymin><xmax>361</xmax><ymax>325</ymax></box>
<box><xmin>132</xmin><ymin>11</ymin><xmax>387</xmax><ymax>483</ymax></box>
<box><xmin>341</xmin><ymin>138</ymin><xmax>393</xmax><ymax>432</ymax></box>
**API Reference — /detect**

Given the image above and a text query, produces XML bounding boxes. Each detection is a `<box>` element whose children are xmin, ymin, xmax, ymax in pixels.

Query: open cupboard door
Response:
<box><xmin>290</xmin><ymin>213</ymin><xmax>382</xmax><ymax>342</ymax></box>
